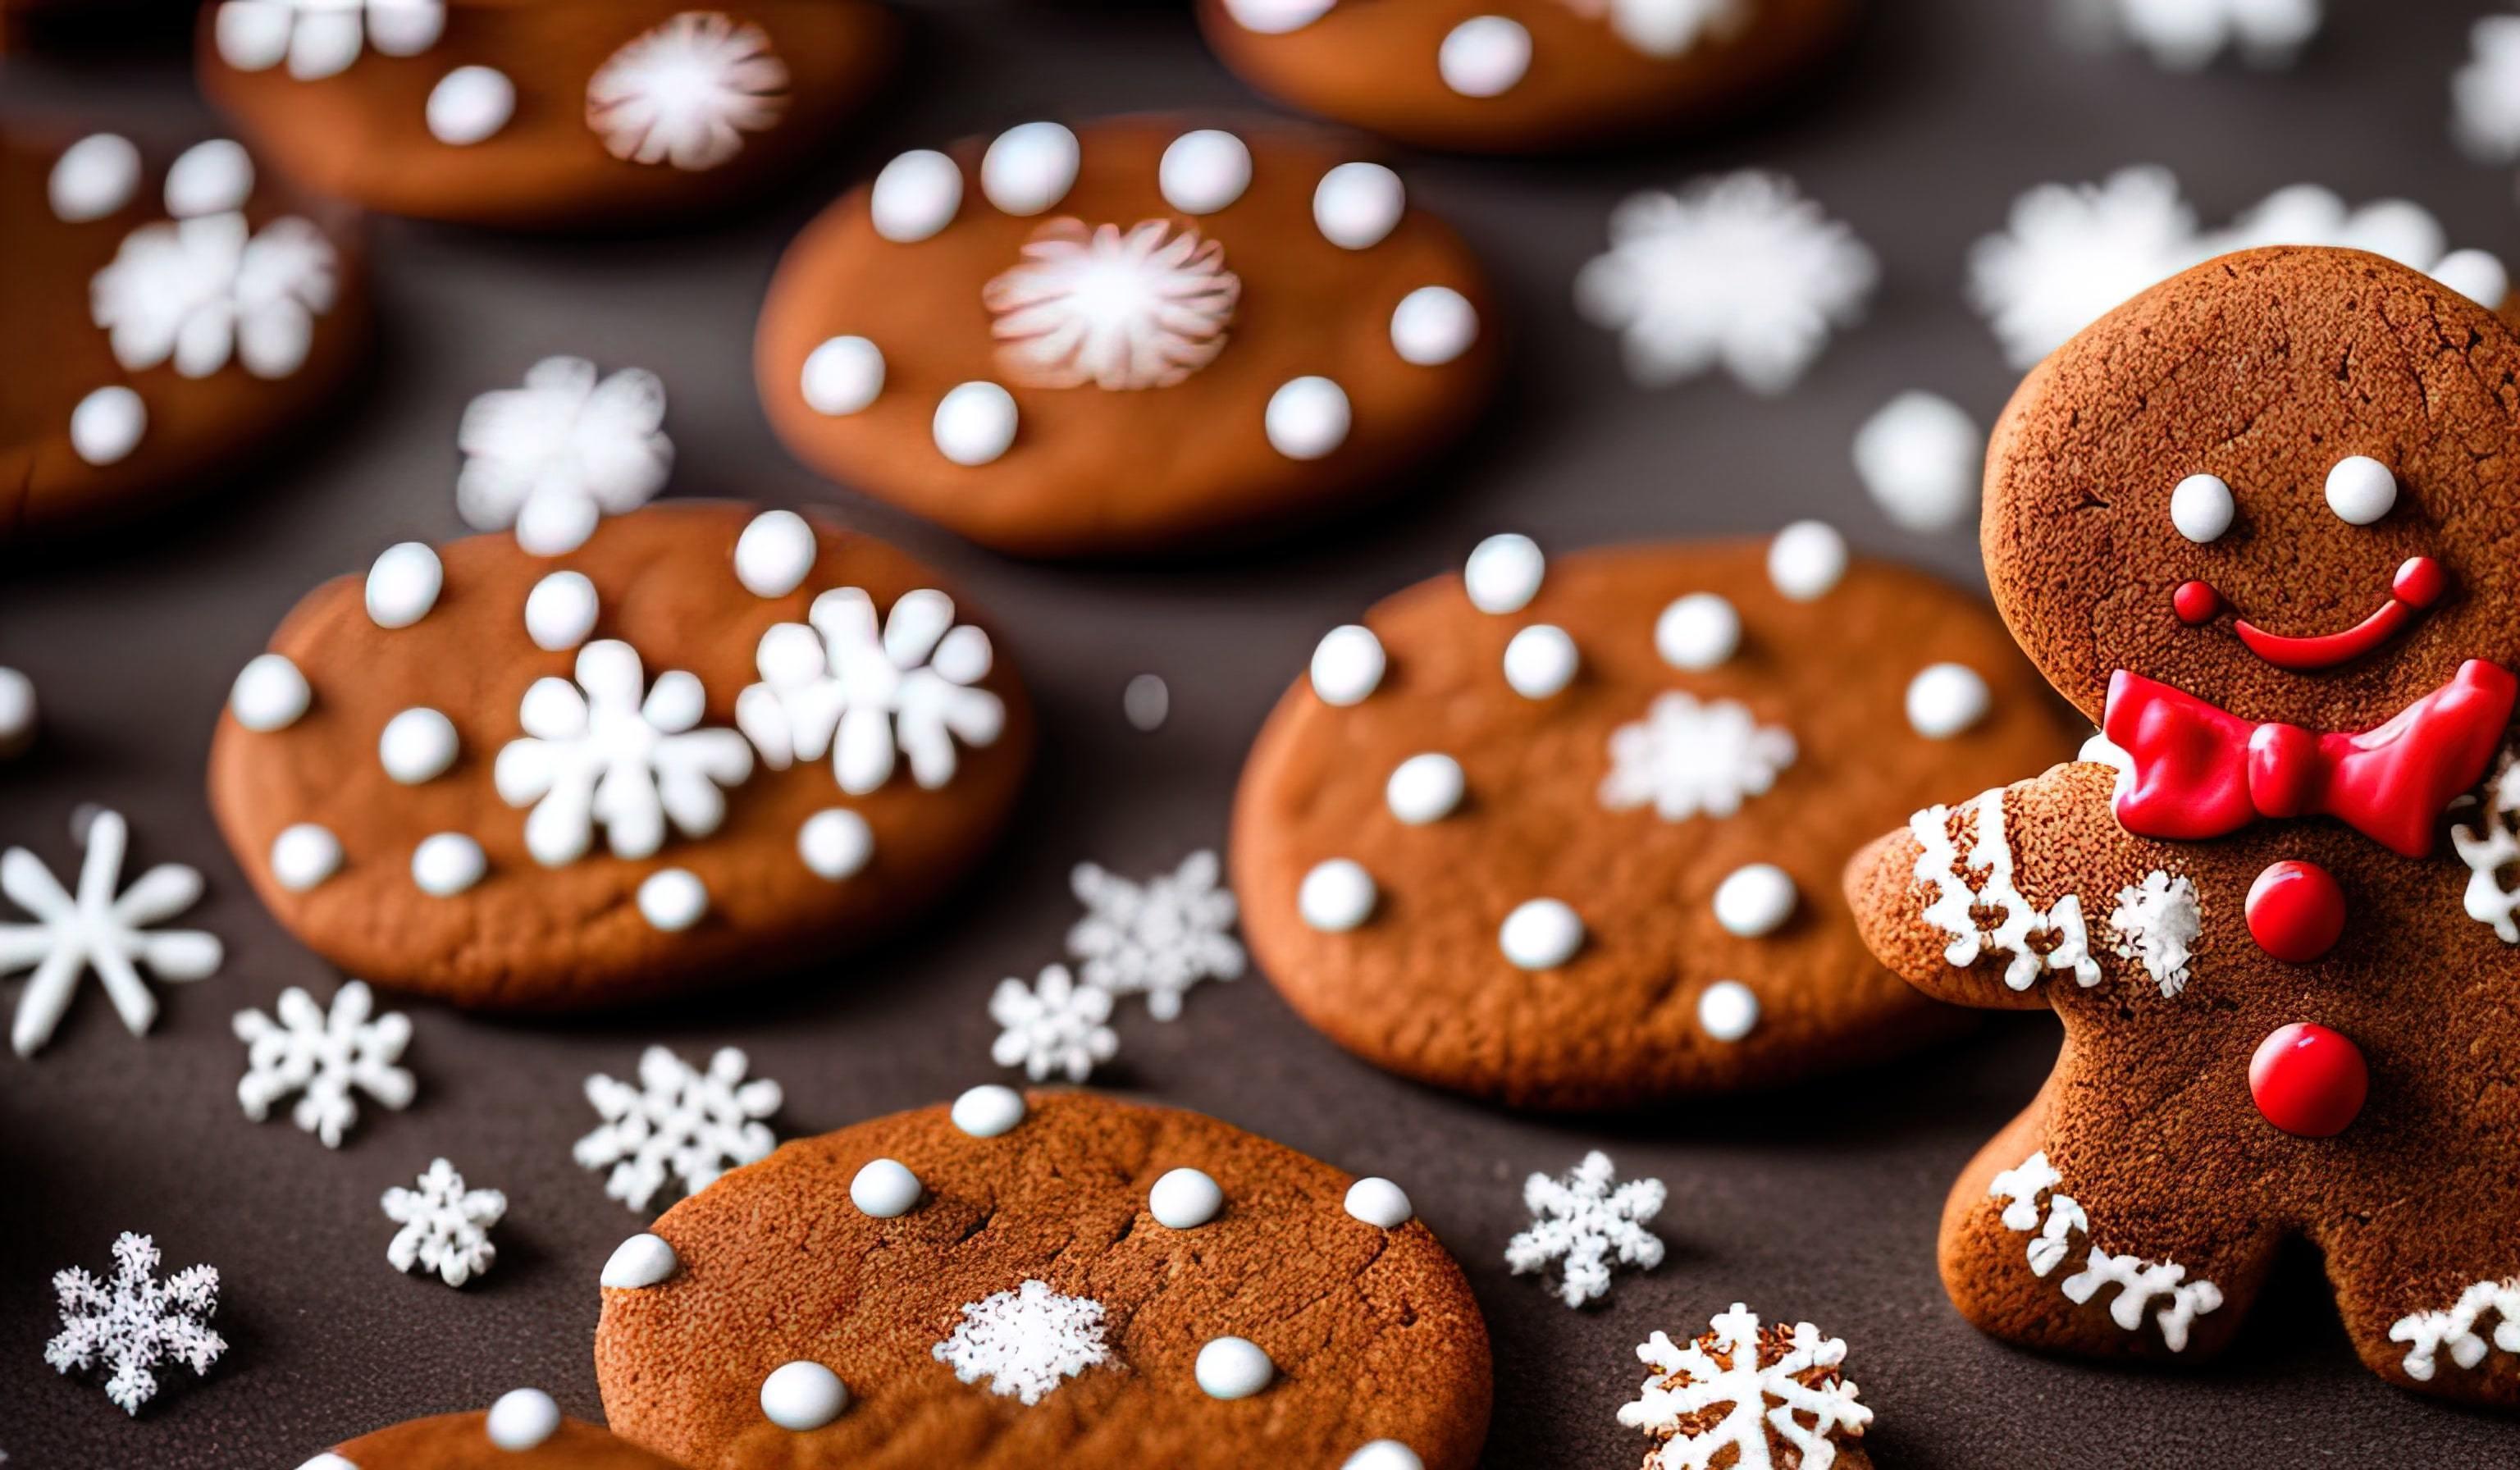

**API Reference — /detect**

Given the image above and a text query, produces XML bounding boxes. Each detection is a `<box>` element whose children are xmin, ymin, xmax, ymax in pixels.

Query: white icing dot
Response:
<box><xmin>2435</xmin><ymin>247</ymin><xmax>2510</xmax><ymax>308</ymax></box>
<box><xmin>270</xmin><ymin>824</ymin><xmax>343</xmax><ymax>892</ymax></box>
<box><xmin>1655</xmin><ymin>593</ymin><xmax>1740</xmax><ymax>672</ymax></box>
<box><xmin>1194</xmin><ymin>1337</ymin><xmax>1275</xmax><ymax>1399</ymax></box>
<box><xmin>1905</xmin><ymin>662</ymin><xmax>1991</xmax><ymax>738</ymax></box>
<box><xmin>798</xmin><ymin>808</ymin><xmax>874</xmax><ymax>880</ymax></box>
<box><xmin>1437</xmin><ymin>16</ymin><xmax>1532</xmax><ymax>98</ymax></box>
<box><xmin>1309</xmin><ymin>625</ymin><xmax>1386</xmax><ymax>705</ymax></box>
<box><xmin>1299</xmin><ymin>859</ymin><xmax>1376</xmax><ymax>932</ymax></box>
<box><xmin>1767</xmin><ymin>520</ymin><xmax>1848</xmax><ymax>600</ymax></box>
<box><xmin>1463</xmin><ymin>532</ymin><xmax>1544</xmax><ymax>614</ymax></box>
<box><xmin>870</xmin><ymin>149</ymin><xmax>962</xmax><ymax>242</ymax></box>
<box><xmin>1697</xmin><ymin>979</ymin><xmax>1760</xmax><ymax>1042</ymax></box>
<box><xmin>2170</xmin><ymin>473</ymin><xmax>2235</xmax><ymax>544</ymax></box>
<box><xmin>164</xmin><ymin>139</ymin><xmax>253</xmax><ymax>217</ymax></box>
<box><xmin>1149</xmin><ymin>1167</ymin><xmax>1225</xmax><ymax>1229</ymax></box>
<box><xmin>1313</xmin><ymin>162</ymin><xmax>1406</xmax><ymax>250</ymax></box>
<box><xmin>49</xmin><ymin>133</ymin><xmax>140</xmax><ymax>222</ymax></box>
<box><xmin>0</xmin><ymin>668</ymin><xmax>36</xmax><ymax>759</ymax></box>
<box><xmin>801</xmin><ymin>336</ymin><xmax>885</xmax><ymax>416</ymax></box>
<box><xmin>1712</xmin><ymin>864</ymin><xmax>1796</xmax><ymax>938</ymax></box>
<box><xmin>980</xmin><ymin>121</ymin><xmax>1080</xmax><ymax>216</ymax></box>
<box><xmin>525</xmin><ymin>571</ymin><xmax>600</xmax><ymax>652</ymax></box>
<box><xmin>934</xmin><ymin>381</ymin><xmax>1018</xmax><ymax>466</ymax></box>
<box><xmin>1221</xmin><ymin>0</ymin><xmax>1337</xmax><ymax>33</ymax></box>
<box><xmin>2325</xmin><ymin>455</ymin><xmax>2397</xmax><ymax>525</ymax></box>
<box><xmin>1388</xmin><ymin>285</ymin><xmax>1478</xmax><ymax>367</ymax></box>
<box><xmin>378</xmin><ymin>707</ymin><xmax>459</xmax><ymax>784</ymax></box>
<box><xmin>1123</xmin><ymin>673</ymin><xmax>1170</xmax><ymax>732</ymax></box>
<box><xmin>231</xmin><ymin>653</ymin><xmax>310</xmax><ymax>732</ymax></box>
<box><xmin>364</xmin><ymin>542</ymin><xmax>443</xmax><ymax>628</ymax></box>
<box><xmin>637</xmin><ymin>868</ymin><xmax>708</xmax><ymax>932</ymax></box>
<box><xmin>1343</xmin><ymin>1177</ymin><xmax>1413</xmax><ymax>1228</ymax></box>
<box><xmin>1852</xmin><ymin>391</ymin><xmax>1981</xmax><ymax>534</ymax></box>
<box><xmin>1499</xmin><ymin>898</ymin><xmax>1582</xmax><ymax>970</ymax></box>
<box><xmin>1385</xmin><ymin>753</ymin><xmax>1463</xmax><ymax>824</ymax></box>
<box><xmin>412</xmin><ymin>833</ymin><xmax>486</xmax><ymax>897</ymax></box>
<box><xmin>1343</xmin><ymin>1444</ymin><xmax>1425</xmax><ymax>1470</ymax></box>
<box><xmin>734</xmin><ymin>509</ymin><xmax>817</xmax><ymax>598</ymax></box>
<box><xmin>485</xmin><ymin>1389</ymin><xmax>560</xmax><ymax>1452</ymax></box>
<box><xmin>1264</xmin><ymin>377</ymin><xmax>1351</xmax><ymax>460</ymax></box>
<box><xmin>298</xmin><ymin>1454</ymin><xmax>359</xmax><ymax>1470</ymax></box>
<box><xmin>600</xmin><ymin>1232</ymin><xmax>679</xmax><ymax>1289</ymax></box>
<box><xmin>69</xmin><ymin>386</ymin><xmax>145</xmax><ymax>467</ymax></box>
<box><xmin>427</xmin><ymin>66</ymin><xmax>515</xmax><ymax>146</ymax></box>
<box><xmin>952</xmin><ymin>1083</ymin><xmax>1027</xmax><ymax>1138</ymax></box>
<box><xmin>1502</xmin><ymin>625</ymin><xmax>1577</xmax><ymax>699</ymax></box>
<box><xmin>516</xmin><ymin>494</ymin><xmax>601</xmax><ymax>559</ymax></box>
<box><xmin>760</xmin><ymin>1361</ymin><xmax>848</xmax><ymax>1431</ymax></box>
<box><xmin>850</xmin><ymin>1157</ymin><xmax>922</xmax><ymax>1218</ymax></box>
<box><xmin>1159</xmin><ymin>129</ymin><xmax>1253</xmax><ymax>215</ymax></box>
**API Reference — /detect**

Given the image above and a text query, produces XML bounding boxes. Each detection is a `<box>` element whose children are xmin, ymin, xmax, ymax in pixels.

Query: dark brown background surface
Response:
<box><xmin>3</xmin><ymin>2</ymin><xmax>2517</xmax><ymax>1466</ymax></box>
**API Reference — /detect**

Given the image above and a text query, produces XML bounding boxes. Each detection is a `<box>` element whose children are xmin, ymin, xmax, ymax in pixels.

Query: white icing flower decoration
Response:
<box><xmin>213</xmin><ymin>0</ymin><xmax>446</xmax><ymax>82</ymax></box>
<box><xmin>988</xmin><ymin>963</ymin><xmax>1118</xmax><ymax>1083</ymax></box>
<box><xmin>736</xmin><ymin>587</ymin><xmax>1006</xmax><ymax>796</ymax></box>
<box><xmin>586</xmin><ymin>11</ymin><xmax>791</xmax><ymax>172</ymax></box>
<box><xmin>494</xmin><ymin>640</ymin><xmax>755</xmax><ymax>867</ymax></box>
<box><xmin>983</xmin><ymin>219</ymin><xmax>1243</xmax><ymax>390</ymax></box>
<box><xmin>1599</xmin><ymin>692</ymin><xmax>1797</xmax><ymax>822</ymax></box>
<box><xmin>456</xmin><ymin>356</ymin><xmax>674</xmax><ymax>555</ymax></box>
<box><xmin>1558</xmin><ymin>0</ymin><xmax>1750</xmax><ymax>59</ymax></box>
<box><xmin>1576</xmin><ymin>171</ymin><xmax>1877</xmax><ymax>395</ymax></box>
<box><xmin>91</xmin><ymin>212</ymin><xmax>338</xmax><ymax>381</ymax></box>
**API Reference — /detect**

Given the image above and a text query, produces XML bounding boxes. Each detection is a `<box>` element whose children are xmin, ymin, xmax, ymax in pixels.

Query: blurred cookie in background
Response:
<box><xmin>301</xmin><ymin>1390</ymin><xmax>682</xmax><ymax>1468</ymax></box>
<box><xmin>196</xmin><ymin>0</ymin><xmax>896</xmax><ymax>228</ymax></box>
<box><xmin>1197</xmin><ymin>0</ymin><xmax>1859</xmax><ymax>153</ymax></box>
<box><xmin>756</xmin><ymin>116</ymin><xmax>1500</xmax><ymax>558</ymax></box>
<box><xmin>1</xmin><ymin>125</ymin><xmax>368</xmax><ymax>540</ymax></box>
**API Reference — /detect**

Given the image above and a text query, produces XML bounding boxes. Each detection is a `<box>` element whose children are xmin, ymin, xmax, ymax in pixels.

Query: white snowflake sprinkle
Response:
<box><xmin>2454</xmin><ymin>750</ymin><xmax>2520</xmax><ymax>943</ymax></box>
<box><xmin>1576</xmin><ymin>171</ymin><xmax>1877</xmax><ymax>395</ymax></box>
<box><xmin>736</xmin><ymin>587</ymin><xmax>1007</xmax><ymax>797</ymax></box>
<box><xmin>988</xmin><ymin>964</ymin><xmax>1118</xmax><ymax>1083</ymax></box>
<box><xmin>586</xmin><ymin>11</ymin><xmax>789</xmax><ymax>172</ymax></box>
<box><xmin>1617</xmin><ymin>1304</ymin><xmax>1872</xmax><ymax>1470</ymax></box>
<box><xmin>1066</xmin><ymin>850</ymin><xmax>1244</xmax><ymax>1021</ymax></box>
<box><xmin>2107</xmin><ymin>870</ymin><xmax>2199</xmax><ymax>998</ymax></box>
<box><xmin>44</xmin><ymin>1233</ymin><xmax>226</xmax><ymax>1415</ymax></box>
<box><xmin>983</xmin><ymin>218</ymin><xmax>1242</xmax><ymax>390</ymax></box>
<box><xmin>456</xmin><ymin>356</ymin><xmax>673</xmax><ymax>555</ymax></box>
<box><xmin>931</xmin><ymin>1279</ymin><xmax>1113</xmax><ymax>1404</ymax></box>
<box><xmin>1559</xmin><ymin>0</ymin><xmax>1749</xmax><ymax>58</ymax></box>
<box><xmin>575</xmin><ymin>1045</ymin><xmax>782</xmax><ymax>1212</ymax></box>
<box><xmin>213</xmin><ymin>0</ymin><xmax>445</xmax><ymax>80</ymax></box>
<box><xmin>1599</xmin><ymin>692</ymin><xmax>1797</xmax><ymax>822</ymax></box>
<box><xmin>494</xmin><ymin>639</ymin><xmax>754</xmax><ymax>867</ymax></box>
<box><xmin>2</xmin><ymin>808</ymin><xmax>222</xmax><ymax>1058</ymax></box>
<box><xmin>1505</xmin><ymin>1150</ymin><xmax>1666</xmax><ymax>1308</ymax></box>
<box><xmin>382</xmin><ymin>1157</ymin><xmax>506</xmax><ymax>1288</ymax></box>
<box><xmin>232</xmin><ymin>980</ymin><xmax>416</xmax><ymax>1148</ymax></box>
<box><xmin>91</xmin><ymin>212</ymin><xmax>339</xmax><ymax>381</ymax></box>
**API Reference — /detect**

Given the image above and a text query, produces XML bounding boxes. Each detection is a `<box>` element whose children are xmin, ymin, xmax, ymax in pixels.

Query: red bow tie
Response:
<box><xmin>2101</xmin><ymin>660</ymin><xmax>2517</xmax><ymax>857</ymax></box>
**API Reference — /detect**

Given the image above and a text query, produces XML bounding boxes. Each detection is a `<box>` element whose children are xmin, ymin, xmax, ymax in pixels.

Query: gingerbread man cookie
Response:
<box><xmin>1231</xmin><ymin>531</ymin><xmax>2079</xmax><ymax>1108</ymax></box>
<box><xmin>300</xmin><ymin>1390</ymin><xmax>679</xmax><ymax>1469</ymax></box>
<box><xmin>1197</xmin><ymin>0</ymin><xmax>1856</xmax><ymax>153</ymax></box>
<box><xmin>208</xmin><ymin>503</ymin><xmax>1032</xmax><ymax>1008</ymax></box>
<box><xmin>593</xmin><ymin>1088</ymin><xmax>1491</xmax><ymax>1468</ymax></box>
<box><xmin>197</xmin><ymin>0</ymin><xmax>894</xmax><ymax>228</ymax></box>
<box><xmin>2</xmin><ymin>125</ymin><xmax>366</xmax><ymax>537</ymax></box>
<box><xmin>755</xmin><ymin>116</ymin><xmax>1500</xmax><ymax>558</ymax></box>
<box><xmin>1847</xmin><ymin>246</ymin><xmax>2520</xmax><ymax>1406</ymax></box>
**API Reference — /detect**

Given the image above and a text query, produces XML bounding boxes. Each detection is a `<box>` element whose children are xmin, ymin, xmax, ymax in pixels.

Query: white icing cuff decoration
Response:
<box><xmin>70</xmin><ymin>386</ymin><xmax>147</xmax><ymax>468</ymax></box>
<box><xmin>801</xmin><ymin>336</ymin><xmax>885</xmax><ymax>416</ymax></box>
<box><xmin>383</xmin><ymin>1157</ymin><xmax>505</xmax><ymax>1287</ymax></box>
<box><xmin>1438</xmin><ymin>16</ymin><xmax>1532</xmax><ymax>98</ymax></box>
<box><xmin>760</xmin><ymin>1362</ymin><xmax>848</xmax><ymax>1431</ymax></box>
<box><xmin>1264</xmin><ymin>376</ymin><xmax>1351</xmax><ymax>459</ymax></box>
<box><xmin>587</xmin><ymin>12</ymin><xmax>789</xmax><ymax>171</ymax></box>
<box><xmin>1314</xmin><ymin>162</ymin><xmax>1405</xmax><ymax>250</ymax></box>
<box><xmin>2</xmin><ymin>808</ymin><xmax>223</xmax><ymax>1057</ymax></box>
<box><xmin>1600</xmin><ymin>692</ymin><xmax>1796</xmax><ymax>820</ymax></box>
<box><xmin>233</xmin><ymin>979</ymin><xmax>417</xmax><ymax>1148</ymax></box>
<box><xmin>933</xmin><ymin>1280</ymin><xmax>1112</xmax><ymax>1404</ymax></box>
<box><xmin>1910</xmin><ymin>790</ymin><xmax>2098</xmax><ymax>991</ymax></box>
<box><xmin>2453</xmin><ymin>750</ymin><xmax>2520</xmax><ymax>942</ymax></box>
<box><xmin>2390</xmin><ymin>1279</ymin><xmax>2520</xmax><ymax>1382</ymax></box>
<box><xmin>2107</xmin><ymin>870</ymin><xmax>2199</xmax><ymax>998</ymax></box>
<box><xmin>50</xmin><ymin>133</ymin><xmax>141</xmax><ymax>222</ymax></box>
<box><xmin>981</xmin><ymin>121</ymin><xmax>1081</xmax><ymax>216</ymax></box>
<box><xmin>1506</xmin><ymin>1150</ymin><xmax>1666</xmax><ymax>1308</ymax></box>
<box><xmin>1159</xmin><ymin>129</ymin><xmax>1253</xmax><ymax>215</ymax></box>
<box><xmin>985</xmin><ymin>220</ymin><xmax>1240</xmax><ymax>390</ymax></box>
<box><xmin>427</xmin><ymin>66</ymin><xmax>514</xmax><ymax>147</ymax></box>
<box><xmin>736</xmin><ymin>587</ymin><xmax>1005</xmax><ymax>796</ymax></box>
<box><xmin>870</xmin><ymin>149</ymin><xmax>962</xmax><ymax>243</ymax></box>
<box><xmin>576</xmin><ymin>1045</ymin><xmax>781</xmax><ymax>1210</ymax></box>
<box><xmin>1989</xmin><ymin>1151</ymin><xmax>2221</xmax><ymax>1352</ymax></box>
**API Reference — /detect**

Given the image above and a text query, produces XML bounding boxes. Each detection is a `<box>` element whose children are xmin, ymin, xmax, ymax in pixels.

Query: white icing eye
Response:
<box><xmin>2169</xmin><ymin>473</ymin><xmax>2234</xmax><ymax>544</ymax></box>
<box><xmin>2325</xmin><ymin>456</ymin><xmax>2397</xmax><ymax>526</ymax></box>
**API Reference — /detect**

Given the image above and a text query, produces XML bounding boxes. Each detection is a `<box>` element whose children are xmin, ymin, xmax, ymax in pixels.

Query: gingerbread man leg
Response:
<box><xmin>2323</xmin><ymin>1201</ymin><xmax>2520</xmax><ymax>1407</ymax></box>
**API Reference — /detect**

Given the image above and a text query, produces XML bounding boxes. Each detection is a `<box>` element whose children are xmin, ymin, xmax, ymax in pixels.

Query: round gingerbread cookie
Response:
<box><xmin>304</xmin><ymin>1390</ymin><xmax>678</xmax><ymax>1469</ymax></box>
<box><xmin>1197</xmin><ymin>0</ymin><xmax>1856</xmax><ymax>153</ymax></box>
<box><xmin>755</xmin><ymin>116</ymin><xmax>1500</xmax><ymax>559</ymax></box>
<box><xmin>594</xmin><ymin>1088</ymin><xmax>1490</xmax><ymax>1469</ymax></box>
<box><xmin>207</xmin><ymin>502</ymin><xmax>1032</xmax><ymax>1009</ymax></box>
<box><xmin>1230</xmin><ymin>528</ymin><xmax>2083</xmax><ymax>1110</ymax></box>
<box><xmin>196</xmin><ymin>0</ymin><xmax>895</xmax><ymax>228</ymax></box>
<box><xmin>1</xmin><ymin>125</ymin><xmax>367</xmax><ymax>538</ymax></box>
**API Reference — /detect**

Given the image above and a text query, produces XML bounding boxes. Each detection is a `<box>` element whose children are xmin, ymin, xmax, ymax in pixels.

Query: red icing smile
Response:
<box><xmin>2175</xmin><ymin>556</ymin><xmax>2448</xmax><ymax>671</ymax></box>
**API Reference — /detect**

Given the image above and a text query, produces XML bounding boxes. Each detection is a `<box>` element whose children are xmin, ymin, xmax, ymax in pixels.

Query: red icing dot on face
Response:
<box><xmin>2245</xmin><ymin>859</ymin><xmax>2345</xmax><ymax>962</ymax></box>
<box><xmin>2173</xmin><ymin>581</ymin><xmax>2221</xmax><ymax>625</ymax></box>
<box><xmin>2248</xmin><ymin>1022</ymin><xmax>2368</xmax><ymax>1138</ymax></box>
<box><xmin>2393</xmin><ymin>555</ymin><xmax>2447</xmax><ymax>608</ymax></box>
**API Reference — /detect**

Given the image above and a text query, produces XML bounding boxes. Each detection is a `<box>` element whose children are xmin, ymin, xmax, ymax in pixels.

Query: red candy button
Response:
<box><xmin>2245</xmin><ymin>859</ymin><xmax>2344</xmax><ymax>962</ymax></box>
<box><xmin>2173</xmin><ymin>580</ymin><xmax>2221</xmax><ymax>625</ymax></box>
<box><xmin>2249</xmin><ymin>1022</ymin><xmax>2368</xmax><ymax>1137</ymax></box>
